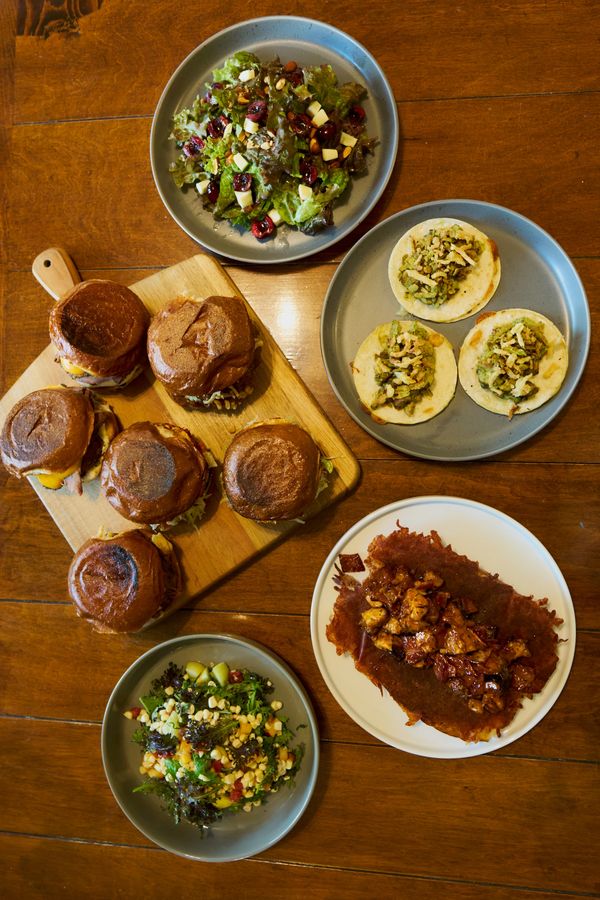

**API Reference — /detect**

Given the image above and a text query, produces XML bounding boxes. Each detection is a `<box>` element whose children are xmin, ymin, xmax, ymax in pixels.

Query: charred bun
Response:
<box><xmin>222</xmin><ymin>421</ymin><xmax>322</xmax><ymax>521</ymax></box>
<box><xmin>49</xmin><ymin>280</ymin><xmax>149</xmax><ymax>387</ymax></box>
<box><xmin>101</xmin><ymin>421</ymin><xmax>210</xmax><ymax>528</ymax></box>
<box><xmin>0</xmin><ymin>386</ymin><xmax>119</xmax><ymax>491</ymax></box>
<box><xmin>147</xmin><ymin>295</ymin><xmax>256</xmax><ymax>409</ymax></box>
<box><xmin>68</xmin><ymin>528</ymin><xmax>182</xmax><ymax>632</ymax></box>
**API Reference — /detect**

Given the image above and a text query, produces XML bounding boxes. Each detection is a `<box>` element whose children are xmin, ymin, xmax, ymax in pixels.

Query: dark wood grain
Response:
<box><xmin>0</xmin><ymin>603</ymin><xmax>597</xmax><ymax>762</ymax></box>
<box><xmin>3</xmin><ymin>834</ymin><xmax>587</xmax><ymax>900</ymax></box>
<box><xmin>2</xmin><ymin>1</ymin><xmax>599</xmax><ymax>895</ymax></box>
<box><xmin>13</xmin><ymin>0</ymin><xmax>600</xmax><ymax>122</ymax></box>
<box><xmin>0</xmin><ymin>718</ymin><xmax>597</xmax><ymax>893</ymax></box>
<box><xmin>17</xmin><ymin>0</ymin><xmax>103</xmax><ymax>38</ymax></box>
<box><xmin>7</xmin><ymin>92</ymin><xmax>600</xmax><ymax>272</ymax></box>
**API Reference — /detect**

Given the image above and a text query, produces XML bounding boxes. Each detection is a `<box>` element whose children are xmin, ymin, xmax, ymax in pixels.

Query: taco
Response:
<box><xmin>458</xmin><ymin>308</ymin><xmax>568</xmax><ymax>416</ymax></box>
<box><xmin>388</xmin><ymin>218</ymin><xmax>501</xmax><ymax>323</ymax></box>
<box><xmin>352</xmin><ymin>319</ymin><xmax>457</xmax><ymax>425</ymax></box>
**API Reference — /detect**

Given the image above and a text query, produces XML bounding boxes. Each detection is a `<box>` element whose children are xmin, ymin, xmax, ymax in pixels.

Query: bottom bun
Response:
<box><xmin>68</xmin><ymin>529</ymin><xmax>182</xmax><ymax>633</ymax></box>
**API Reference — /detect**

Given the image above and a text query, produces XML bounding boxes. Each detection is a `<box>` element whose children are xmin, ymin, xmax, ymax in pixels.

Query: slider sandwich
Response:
<box><xmin>69</xmin><ymin>528</ymin><xmax>182</xmax><ymax>632</ymax></box>
<box><xmin>101</xmin><ymin>421</ymin><xmax>211</xmax><ymax>530</ymax></box>
<box><xmin>147</xmin><ymin>295</ymin><xmax>258</xmax><ymax>409</ymax></box>
<box><xmin>49</xmin><ymin>280</ymin><xmax>149</xmax><ymax>387</ymax></box>
<box><xmin>0</xmin><ymin>386</ymin><xmax>119</xmax><ymax>492</ymax></box>
<box><xmin>222</xmin><ymin>421</ymin><xmax>332</xmax><ymax>522</ymax></box>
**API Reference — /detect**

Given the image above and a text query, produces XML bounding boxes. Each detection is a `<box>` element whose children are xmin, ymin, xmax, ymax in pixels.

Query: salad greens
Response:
<box><xmin>127</xmin><ymin>660</ymin><xmax>304</xmax><ymax>831</ymax></box>
<box><xmin>169</xmin><ymin>51</ymin><xmax>375</xmax><ymax>239</ymax></box>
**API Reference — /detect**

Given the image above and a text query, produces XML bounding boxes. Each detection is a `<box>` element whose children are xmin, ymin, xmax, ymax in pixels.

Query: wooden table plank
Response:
<box><xmin>0</xmin><ymin>603</ymin><xmax>597</xmax><ymax>762</ymax></box>
<box><xmin>0</xmin><ymin>718</ymin><xmax>597</xmax><ymax>893</ymax></box>
<box><xmin>3</xmin><ymin>834</ymin><xmax>586</xmax><ymax>900</ymax></box>
<box><xmin>7</xmin><ymin>92</ymin><xmax>599</xmax><ymax>271</ymax></box>
<box><xmin>2</xmin><ymin>261</ymin><xmax>598</xmax><ymax>463</ymax></box>
<box><xmin>2</xmin><ymin>458</ymin><xmax>598</xmax><ymax>627</ymax></box>
<box><xmin>13</xmin><ymin>0</ymin><xmax>600</xmax><ymax>123</ymax></box>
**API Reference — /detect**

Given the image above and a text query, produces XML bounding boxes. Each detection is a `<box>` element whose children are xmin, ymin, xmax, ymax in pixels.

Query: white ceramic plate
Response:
<box><xmin>310</xmin><ymin>496</ymin><xmax>575</xmax><ymax>758</ymax></box>
<box><xmin>150</xmin><ymin>16</ymin><xmax>398</xmax><ymax>263</ymax></box>
<box><xmin>102</xmin><ymin>634</ymin><xmax>319</xmax><ymax>860</ymax></box>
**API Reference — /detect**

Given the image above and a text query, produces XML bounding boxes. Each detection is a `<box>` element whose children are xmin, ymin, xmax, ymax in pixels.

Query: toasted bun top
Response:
<box><xmin>49</xmin><ymin>280</ymin><xmax>149</xmax><ymax>377</ymax></box>
<box><xmin>222</xmin><ymin>422</ymin><xmax>321</xmax><ymax>521</ymax></box>
<box><xmin>68</xmin><ymin>529</ymin><xmax>181</xmax><ymax>633</ymax></box>
<box><xmin>101</xmin><ymin>421</ymin><xmax>209</xmax><ymax>524</ymax></box>
<box><xmin>0</xmin><ymin>387</ymin><xmax>94</xmax><ymax>476</ymax></box>
<box><xmin>147</xmin><ymin>295</ymin><xmax>255</xmax><ymax>402</ymax></box>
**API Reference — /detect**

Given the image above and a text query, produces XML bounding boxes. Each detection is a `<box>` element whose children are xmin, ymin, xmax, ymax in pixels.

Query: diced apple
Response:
<box><xmin>298</xmin><ymin>184</ymin><xmax>313</xmax><ymax>201</ymax></box>
<box><xmin>196</xmin><ymin>179</ymin><xmax>210</xmax><ymax>195</ymax></box>
<box><xmin>322</xmin><ymin>148</ymin><xmax>339</xmax><ymax>161</ymax></box>
<box><xmin>211</xmin><ymin>662</ymin><xmax>230</xmax><ymax>687</ymax></box>
<box><xmin>311</xmin><ymin>108</ymin><xmax>329</xmax><ymax>127</ymax></box>
<box><xmin>307</xmin><ymin>100</ymin><xmax>322</xmax><ymax>117</ymax></box>
<box><xmin>234</xmin><ymin>189</ymin><xmax>253</xmax><ymax>209</ymax></box>
<box><xmin>239</xmin><ymin>68</ymin><xmax>256</xmax><ymax>83</ymax></box>
<box><xmin>243</xmin><ymin>117</ymin><xmax>259</xmax><ymax>134</ymax></box>
<box><xmin>340</xmin><ymin>131</ymin><xmax>358</xmax><ymax>147</ymax></box>
<box><xmin>267</xmin><ymin>208</ymin><xmax>282</xmax><ymax>225</ymax></box>
<box><xmin>232</xmin><ymin>153</ymin><xmax>249</xmax><ymax>171</ymax></box>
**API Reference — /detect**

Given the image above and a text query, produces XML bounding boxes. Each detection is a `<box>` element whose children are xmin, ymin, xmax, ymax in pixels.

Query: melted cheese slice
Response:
<box><xmin>36</xmin><ymin>463</ymin><xmax>79</xmax><ymax>490</ymax></box>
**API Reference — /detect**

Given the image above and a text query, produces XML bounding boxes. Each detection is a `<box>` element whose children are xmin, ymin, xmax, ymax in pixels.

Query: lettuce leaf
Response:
<box><xmin>212</xmin><ymin>51</ymin><xmax>260</xmax><ymax>84</ymax></box>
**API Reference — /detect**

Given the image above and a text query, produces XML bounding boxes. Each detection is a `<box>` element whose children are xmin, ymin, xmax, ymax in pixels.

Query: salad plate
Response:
<box><xmin>310</xmin><ymin>496</ymin><xmax>576</xmax><ymax>759</ymax></box>
<box><xmin>320</xmin><ymin>199</ymin><xmax>590</xmax><ymax>460</ymax></box>
<box><xmin>150</xmin><ymin>16</ymin><xmax>398</xmax><ymax>263</ymax></box>
<box><xmin>102</xmin><ymin>634</ymin><xmax>319</xmax><ymax>861</ymax></box>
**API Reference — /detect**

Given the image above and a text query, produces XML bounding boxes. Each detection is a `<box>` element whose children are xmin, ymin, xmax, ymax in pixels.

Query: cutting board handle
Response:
<box><xmin>32</xmin><ymin>248</ymin><xmax>81</xmax><ymax>301</ymax></box>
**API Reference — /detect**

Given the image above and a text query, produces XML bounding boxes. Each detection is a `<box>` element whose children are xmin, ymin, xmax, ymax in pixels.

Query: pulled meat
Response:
<box><xmin>327</xmin><ymin>526</ymin><xmax>562</xmax><ymax>742</ymax></box>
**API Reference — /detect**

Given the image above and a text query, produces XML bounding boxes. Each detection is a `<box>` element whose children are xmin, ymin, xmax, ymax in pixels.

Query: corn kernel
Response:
<box><xmin>271</xmin><ymin>701</ymin><xmax>283</xmax><ymax>711</ymax></box>
<box><xmin>164</xmin><ymin>686</ymin><xmax>174</xmax><ymax>696</ymax></box>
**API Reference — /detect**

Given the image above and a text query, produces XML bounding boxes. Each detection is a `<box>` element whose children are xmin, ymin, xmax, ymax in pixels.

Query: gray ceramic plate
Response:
<box><xmin>321</xmin><ymin>199</ymin><xmax>590</xmax><ymax>460</ymax></box>
<box><xmin>102</xmin><ymin>634</ymin><xmax>319</xmax><ymax>861</ymax></box>
<box><xmin>150</xmin><ymin>16</ymin><xmax>398</xmax><ymax>263</ymax></box>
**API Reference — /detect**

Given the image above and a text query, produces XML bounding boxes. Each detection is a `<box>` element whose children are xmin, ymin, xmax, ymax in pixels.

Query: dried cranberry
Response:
<box><xmin>182</xmin><ymin>135</ymin><xmax>205</xmax><ymax>157</ymax></box>
<box><xmin>299</xmin><ymin>158</ymin><xmax>318</xmax><ymax>186</ymax></box>
<box><xmin>206</xmin><ymin>180</ymin><xmax>220</xmax><ymax>203</ymax></box>
<box><xmin>212</xmin><ymin>81</ymin><xmax>224</xmax><ymax>90</ymax></box>
<box><xmin>246</xmin><ymin>99</ymin><xmax>267</xmax><ymax>122</ymax></box>
<box><xmin>232</xmin><ymin>172</ymin><xmax>252</xmax><ymax>192</ymax></box>
<box><xmin>207</xmin><ymin>114</ymin><xmax>230</xmax><ymax>138</ymax></box>
<box><xmin>317</xmin><ymin>121</ymin><xmax>337</xmax><ymax>146</ymax></box>
<box><xmin>130</xmin><ymin>706</ymin><xmax>142</xmax><ymax>719</ymax></box>
<box><xmin>228</xmin><ymin>669</ymin><xmax>244</xmax><ymax>683</ymax></box>
<box><xmin>251</xmin><ymin>216</ymin><xmax>275</xmax><ymax>240</ymax></box>
<box><xmin>349</xmin><ymin>105</ymin><xmax>366</xmax><ymax>124</ymax></box>
<box><xmin>289</xmin><ymin>112</ymin><xmax>312</xmax><ymax>136</ymax></box>
<box><xmin>229</xmin><ymin>777</ymin><xmax>244</xmax><ymax>802</ymax></box>
<box><xmin>287</xmin><ymin>70</ymin><xmax>304</xmax><ymax>86</ymax></box>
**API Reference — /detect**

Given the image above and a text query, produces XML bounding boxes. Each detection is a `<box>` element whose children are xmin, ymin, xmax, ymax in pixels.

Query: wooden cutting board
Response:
<box><xmin>0</xmin><ymin>250</ymin><xmax>361</xmax><ymax>616</ymax></box>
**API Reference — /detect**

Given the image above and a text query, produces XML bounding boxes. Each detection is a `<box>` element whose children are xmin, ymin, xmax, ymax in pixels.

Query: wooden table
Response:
<box><xmin>1</xmin><ymin>2</ymin><xmax>598</xmax><ymax>897</ymax></box>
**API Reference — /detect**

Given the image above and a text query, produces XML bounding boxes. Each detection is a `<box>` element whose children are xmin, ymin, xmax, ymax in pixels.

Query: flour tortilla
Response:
<box><xmin>352</xmin><ymin>321</ymin><xmax>457</xmax><ymax>425</ymax></box>
<box><xmin>388</xmin><ymin>218</ymin><xmax>501</xmax><ymax>323</ymax></box>
<box><xmin>459</xmin><ymin>308</ymin><xmax>568</xmax><ymax>416</ymax></box>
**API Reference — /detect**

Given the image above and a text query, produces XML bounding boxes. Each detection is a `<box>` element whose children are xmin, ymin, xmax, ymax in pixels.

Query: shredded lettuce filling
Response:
<box><xmin>476</xmin><ymin>318</ymin><xmax>548</xmax><ymax>401</ymax></box>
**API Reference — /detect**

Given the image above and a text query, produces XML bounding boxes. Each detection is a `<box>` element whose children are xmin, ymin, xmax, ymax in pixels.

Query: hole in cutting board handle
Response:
<box><xmin>43</xmin><ymin>259</ymin><xmax>52</xmax><ymax>268</ymax></box>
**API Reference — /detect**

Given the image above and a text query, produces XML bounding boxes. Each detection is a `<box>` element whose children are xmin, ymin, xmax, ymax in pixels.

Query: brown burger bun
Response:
<box><xmin>101</xmin><ymin>421</ymin><xmax>210</xmax><ymax>526</ymax></box>
<box><xmin>68</xmin><ymin>529</ymin><xmax>182</xmax><ymax>633</ymax></box>
<box><xmin>0</xmin><ymin>387</ymin><xmax>94</xmax><ymax>477</ymax></box>
<box><xmin>147</xmin><ymin>295</ymin><xmax>255</xmax><ymax>405</ymax></box>
<box><xmin>49</xmin><ymin>280</ymin><xmax>149</xmax><ymax>380</ymax></box>
<box><xmin>223</xmin><ymin>422</ymin><xmax>321</xmax><ymax>521</ymax></box>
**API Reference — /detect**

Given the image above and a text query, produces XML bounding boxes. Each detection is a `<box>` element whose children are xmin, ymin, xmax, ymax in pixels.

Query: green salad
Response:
<box><xmin>126</xmin><ymin>660</ymin><xmax>304</xmax><ymax>831</ymax></box>
<box><xmin>169</xmin><ymin>51</ymin><xmax>375</xmax><ymax>239</ymax></box>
